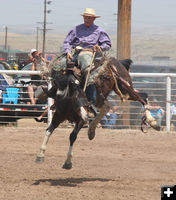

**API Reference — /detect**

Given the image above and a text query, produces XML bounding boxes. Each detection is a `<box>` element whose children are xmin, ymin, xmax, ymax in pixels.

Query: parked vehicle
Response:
<box><xmin>131</xmin><ymin>64</ymin><xmax>176</xmax><ymax>102</ymax></box>
<box><xmin>0</xmin><ymin>61</ymin><xmax>16</xmax><ymax>81</ymax></box>
<box><xmin>0</xmin><ymin>62</ymin><xmax>47</xmax><ymax>125</ymax></box>
<box><xmin>6</xmin><ymin>59</ymin><xmax>19</xmax><ymax>70</ymax></box>
<box><xmin>17</xmin><ymin>58</ymin><xmax>31</xmax><ymax>70</ymax></box>
<box><xmin>15</xmin><ymin>62</ymin><xmax>32</xmax><ymax>85</ymax></box>
<box><xmin>0</xmin><ymin>61</ymin><xmax>12</xmax><ymax>70</ymax></box>
<box><xmin>14</xmin><ymin>62</ymin><xmax>47</xmax><ymax>104</ymax></box>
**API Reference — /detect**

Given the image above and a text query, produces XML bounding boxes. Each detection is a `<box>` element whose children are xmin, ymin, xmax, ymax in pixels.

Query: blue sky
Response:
<box><xmin>0</xmin><ymin>0</ymin><xmax>176</xmax><ymax>34</ymax></box>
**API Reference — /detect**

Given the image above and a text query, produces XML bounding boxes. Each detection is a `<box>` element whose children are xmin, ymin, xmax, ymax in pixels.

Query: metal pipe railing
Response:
<box><xmin>0</xmin><ymin>70</ymin><xmax>41</xmax><ymax>75</ymax></box>
<box><xmin>166</xmin><ymin>76</ymin><xmax>171</xmax><ymax>132</ymax></box>
<box><xmin>0</xmin><ymin>70</ymin><xmax>52</xmax><ymax>125</ymax></box>
<box><xmin>0</xmin><ymin>70</ymin><xmax>176</xmax><ymax>131</ymax></box>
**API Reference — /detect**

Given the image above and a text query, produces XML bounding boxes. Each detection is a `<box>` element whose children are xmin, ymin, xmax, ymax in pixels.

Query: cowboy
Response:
<box><xmin>50</xmin><ymin>8</ymin><xmax>111</xmax><ymax>106</ymax></box>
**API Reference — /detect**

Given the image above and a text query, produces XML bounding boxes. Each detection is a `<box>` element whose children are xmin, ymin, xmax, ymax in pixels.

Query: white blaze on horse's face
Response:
<box><xmin>75</xmin><ymin>79</ymin><xmax>79</xmax><ymax>85</ymax></box>
<box><xmin>56</xmin><ymin>88</ymin><xmax>65</xmax><ymax>95</ymax></box>
<box><xmin>80</xmin><ymin>107</ymin><xmax>88</xmax><ymax>121</ymax></box>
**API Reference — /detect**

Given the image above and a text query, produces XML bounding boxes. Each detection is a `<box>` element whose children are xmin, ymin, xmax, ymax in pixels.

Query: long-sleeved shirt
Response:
<box><xmin>63</xmin><ymin>23</ymin><xmax>111</xmax><ymax>53</ymax></box>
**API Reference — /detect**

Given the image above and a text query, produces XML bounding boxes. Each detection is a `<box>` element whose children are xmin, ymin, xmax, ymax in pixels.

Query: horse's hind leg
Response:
<box><xmin>63</xmin><ymin>119</ymin><xmax>84</xmax><ymax>170</ymax></box>
<box><xmin>88</xmin><ymin>101</ymin><xmax>110</xmax><ymax>140</ymax></box>
<box><xmin>35</xmin><ymin>112</ymin><xmax>63</xmax><ymax>163</ymax></box>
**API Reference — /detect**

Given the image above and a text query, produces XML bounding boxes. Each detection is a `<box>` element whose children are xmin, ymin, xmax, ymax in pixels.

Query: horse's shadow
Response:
<box><xmin>32</xmin><ymin>177</ymin><xmax>113</xmax><ymax>187</ymax></box>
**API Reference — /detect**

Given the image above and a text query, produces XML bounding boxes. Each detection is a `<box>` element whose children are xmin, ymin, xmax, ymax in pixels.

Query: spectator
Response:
<box><xmin>170</xmin><ymin>103</ymin><xmax>176</xmax><ymax>128</ymax></box>
<box><xmin>171</xmin><ymin>103</ymin><xmax>176</xmax><ymax>117</ymax></box>
<box><xmin>102</xmin><ymin>108</ymin><xmax>120</xmax><ymax>129</ymax></box>
<box><xmin>101</xmin><ymin>93</ymin><xmax>122</xmax><ymax>129</ymax></box>
<box><xmin>35</xmin><ymin>98</ymin><xmax>55</xmax><ymax>123</ymax></box>
<box><xmin>147</xmin><ymin>99</ymin><xmax>165</xmax><ymax>127</ymax></box>
<box><xmin>27</xmin><ymin>49</ymin><xmax>46</xmax><ymax>104</ymax></box>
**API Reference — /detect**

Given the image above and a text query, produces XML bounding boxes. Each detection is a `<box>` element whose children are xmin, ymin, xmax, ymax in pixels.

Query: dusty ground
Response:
<box><xmin>1</xmin><ymin>119</ymin><xmax>176</xmax><ymax>200</ymax></box>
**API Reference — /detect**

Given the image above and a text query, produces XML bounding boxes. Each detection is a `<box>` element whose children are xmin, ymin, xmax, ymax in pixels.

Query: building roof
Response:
<box><xmin>0</xmin><ymin>49</ymin><xmax>28</xmax><ymax>54</ymax></box>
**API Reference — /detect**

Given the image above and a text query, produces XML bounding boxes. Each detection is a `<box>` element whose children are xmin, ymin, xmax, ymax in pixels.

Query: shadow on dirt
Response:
<box><xmin>32</xmin><ymin>177</ymin><xmax>114</xmax><ymax>187</ymax></box>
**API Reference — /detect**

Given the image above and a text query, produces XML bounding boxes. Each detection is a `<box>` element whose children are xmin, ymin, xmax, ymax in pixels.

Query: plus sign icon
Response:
<box><xmin>161</xmin><ymin>185</ymin><xmax>176</xmax><ymax>199</ymax></box>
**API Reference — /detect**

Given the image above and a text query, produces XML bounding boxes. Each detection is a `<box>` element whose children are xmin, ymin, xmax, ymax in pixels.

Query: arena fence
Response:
<box><xmin>0</xmin><ymin>69</ymin><xmax>176</xmax><ymax>132</ymax></box>
<box><xmin>0</xmin><ymin>70</ymin><xmax>52</xmax><ymax>126</ymax></box>
<box><xmin>130</xmin><ymin>73</ymin><xmax>176</xmax><ymax>132</ymax></box>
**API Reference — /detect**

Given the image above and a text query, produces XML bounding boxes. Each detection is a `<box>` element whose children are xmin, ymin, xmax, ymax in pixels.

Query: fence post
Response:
<box><xmin>166</xmin><ymin>76</ymin><xmax>171</xmax><ymax>132</ymax></box>
<box><xmin>47</xmin><ymin>78</ymin><xmax>52</xmax><ymax>125</ymax></box>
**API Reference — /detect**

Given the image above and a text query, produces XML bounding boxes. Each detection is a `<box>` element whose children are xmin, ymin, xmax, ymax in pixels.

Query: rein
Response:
<box><xmin>83</xmin><ymin>51</ymin><xmax>96</xmax><ymax>92</ymax></box>
<box><xmin>108</xmin><ymin>66</ymin><xmax>124</xmax><ymax>101</ymax></box>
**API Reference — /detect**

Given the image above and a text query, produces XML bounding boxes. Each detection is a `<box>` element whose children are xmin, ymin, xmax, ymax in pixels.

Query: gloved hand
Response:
<box><xmin>94</xmin><ymin>44</ymin><xmax>101</xmax><ymax>52</ymax></box>
<box><xmin>67</xmin><ymin>52</ymin><xmax>73</xmax><ymax>61</ymax></box>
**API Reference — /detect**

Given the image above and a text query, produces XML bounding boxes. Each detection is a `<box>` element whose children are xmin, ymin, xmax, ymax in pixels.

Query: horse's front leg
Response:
<box><xmin>63</xmin><ymin>120</ymin><xmax>84</xmax><ymax>170</ymax></box>
<box><xmin>88</xmin><ymin>100</ymin><xmax>110</xmax><ymax>140</ymax></box>
<box><xmin>35</xmin><ymin>124</ymin><xmax>55</xmax><ymax>163</ymax></box>
<box><xmin>35</xmin><ymin>112</ymin><xmax>62</xmax><ymax>163</ymax></box>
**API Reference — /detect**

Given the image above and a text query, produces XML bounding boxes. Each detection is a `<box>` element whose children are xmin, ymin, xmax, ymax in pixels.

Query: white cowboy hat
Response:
<box><xmin>30</xmin><ymin>48</ymin><xmax>37</xmax><ymax>55</ymax></box>
<box><xmin>81</xmin><ymin>8</ymin><xmax>100</xmax><ymax>18</ymax></box>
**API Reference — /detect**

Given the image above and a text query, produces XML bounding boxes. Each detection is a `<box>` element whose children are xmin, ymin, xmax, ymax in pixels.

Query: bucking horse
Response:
<box><xmin>35</xmin><ymin>56</ymin><xmax>160</xmax><ymax>169</ymax></box>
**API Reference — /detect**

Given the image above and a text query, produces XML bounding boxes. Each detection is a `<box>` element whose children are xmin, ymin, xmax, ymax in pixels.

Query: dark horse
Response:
<box><xmin>35</xmin><ymin>57</ymin><xmax>160</xmax><ymax>169</ymax></box>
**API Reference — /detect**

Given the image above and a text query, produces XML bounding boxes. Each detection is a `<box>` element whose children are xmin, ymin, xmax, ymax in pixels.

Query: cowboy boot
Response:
<box><xmin>43</xmin><ymin>84</ymin><xmax>57</xmax><ymax>99</ymax></box>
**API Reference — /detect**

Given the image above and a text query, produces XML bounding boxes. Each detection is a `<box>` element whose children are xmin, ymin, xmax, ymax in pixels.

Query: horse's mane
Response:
<box><xmin>107</xmin><ymin>57</ymin><xmax>131</xmax><ymax>73</ymax></box>
<box><xmin>119</xmin><ymin>59</ymin><xmax>133</xmax><ymax>71</ymax></box>
<box><xmin>53</xmin><ymin>71</ymin><xmax>71</xmax><ymax>90</ymax></box>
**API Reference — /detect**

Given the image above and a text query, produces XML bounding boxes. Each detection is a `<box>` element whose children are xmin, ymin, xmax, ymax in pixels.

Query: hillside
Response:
<box><xmin>0</xmin><ymin>30</ymin><xmax>175</xmax><ymax>63</ymax></box>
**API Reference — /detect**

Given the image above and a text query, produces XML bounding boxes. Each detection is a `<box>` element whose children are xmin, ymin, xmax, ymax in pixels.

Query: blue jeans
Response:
<box><xmin>78</xmin><ymin>52</ymin><xmax>96</xmax><ymax>104</ymax></box>
<box><xmin>102</xmin><ymin>113</ymin><xmax>118</xmax><ymax>129</ymax></box>
<box><xmin>52</xmin><ymin>51</ymin><xmax>96</xmax><ymax>103</ymax></box>
<box><xmin>85</xmin><ymin>84</ymin><xmax>96</xmax><ymax>104</ymax></box>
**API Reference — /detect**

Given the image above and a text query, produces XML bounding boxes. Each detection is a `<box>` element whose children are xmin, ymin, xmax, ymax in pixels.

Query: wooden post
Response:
<box><xmin>42</xmin><ymin>0</ymin><xmax>47</xmax><ymax>55</ymax></box>
<box><xmin>4</xmin><ymin>26</ymin><xmax>8</xmax><ymax>50</ymax></box>
<box><xmin>117</xmin><ymin>0</ymin><xmax>132</xmax><ymax>127</ymax></box>
<box><xmin>36</xmin><ymin>27</ymin><xmax>39</xmax><ymax>51</ymax></box>
<box><xmin>117</xmin><ymin>0</ymin><xmax>131</xmax><ymax>60</ymax></box>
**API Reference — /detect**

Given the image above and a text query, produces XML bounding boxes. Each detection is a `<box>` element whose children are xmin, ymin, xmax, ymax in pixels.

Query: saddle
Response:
<box><xmin>66</xmin><ymin>61</ymin><xmax>82</xmax><ymax>82</ymax></box>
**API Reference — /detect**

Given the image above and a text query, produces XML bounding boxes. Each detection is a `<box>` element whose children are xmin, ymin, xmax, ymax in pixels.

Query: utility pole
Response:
<box><xmin>42</xmin><ymin>0</ymin><xmax>52</xmax><ymax>56</ymax></box>
<box><xmin>117</xmin><ymin>0</ymin><xmax>132</xmax><ymax>60</ymax></box>
<box><xmin>36</xmin><ymin>27</ymin><xmax>39</xmax><ymax>50</ymax></box>
<box><xmin>4</xmin><ymin>26</ymin><xmax>8</xmax><ymax>50</ymax></box>
<box><xmin>117</xmin><ymin>0</ymin><xmax>132</xmax><ymax>128</ymax></box>
<box><xmin>42</xmin><ymin>0</ymin><xmax>47</xmax><ymax>55</ymax></box>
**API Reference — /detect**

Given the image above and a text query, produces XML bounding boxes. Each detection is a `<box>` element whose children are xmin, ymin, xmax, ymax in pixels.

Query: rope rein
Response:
<box><xmin>83</xmin><ymin>45</ymin><xmax>104</xmax><ymax>92</ymax></box>
<box><xmin>108</xmin><ymin>66</ymin><xmax>124</xmax><ymax>101</ymax></box>
<box><xmin>83</xmin><ymin>51</ymin><xmax>96</xmax><ymax>92</ymax></box>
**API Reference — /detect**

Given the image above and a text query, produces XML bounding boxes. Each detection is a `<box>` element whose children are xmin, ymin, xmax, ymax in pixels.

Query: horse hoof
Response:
<box><xmin>154</xmin><ymin>125</ymin><xmax>161</xmax><ymax>131</ymax></box>
<box><xmin>88</xmin><ymin>129</ymin><xmax>95</xmax><ymax>140</ymax></box>
<box><xmin>35</xmin><ymin>156</ymin><xmax>45</xmax><ymax>163</ymax></box>
<box><xmin>150</xmin><ymin>122</ymin><xmax>161</xmax><ymax>131</ymax></box>
<box><xmin>62</xmin><ymin>162</ymin><xmax>72</xmax><ymax>170</ymax></box>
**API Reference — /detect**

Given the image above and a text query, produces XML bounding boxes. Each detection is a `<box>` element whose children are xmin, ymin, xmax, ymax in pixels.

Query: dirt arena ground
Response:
<box><xmin>1</xmin><ymin>119</ymin><xmax>176</xmax><ymax>200</ymax></box>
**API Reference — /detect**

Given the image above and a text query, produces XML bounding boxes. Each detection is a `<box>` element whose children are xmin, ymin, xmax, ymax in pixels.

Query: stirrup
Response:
<box><xmin>88</xmin><ymin>111</ymin><xmax>95</xmax><ymax>118</ymax></box>
<box><xmin>43</xmin><ymin>86</ymin><xmax>56</xmax><ymax>98</ymax></box>
<box><xmin>90</xmin><ymin>103</ymin><xmax>98</xmax><ymax>115</ymax></box>
<box><xmin>87</xmin><ymin>103</ymin><xmax>98</xmax><ymax>119</ymax></box>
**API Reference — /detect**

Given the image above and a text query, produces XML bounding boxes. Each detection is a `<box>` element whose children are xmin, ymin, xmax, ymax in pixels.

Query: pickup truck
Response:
<box><xmin>0</xmin><ymin>68</ymin><xmax>48</xmax><ymax>125</ymax></box>
<box><xmin>0</xmin><ymin>83</ymin><xmax>48</xmax><ymax>125</ymax></box>
<box><xmin>0</xmin><ymin>103</ymin><xmax>47</xmax><ymax>124</ymax></box>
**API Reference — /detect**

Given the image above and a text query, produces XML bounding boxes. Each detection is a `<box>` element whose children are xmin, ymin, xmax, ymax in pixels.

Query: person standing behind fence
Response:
<box><xmin>27</xmin><ymin>49</ymin><xmax>46</xmax><ymax>104</ymax></box>
<box><xmin>101</xmin><ymin>94</ymin><xmax>121</xmax><ymax>129</ymax></box>
<box><xmin>148</xmin><ymin>99</ymin><xmax>165</xmax><ymax>127</ymax></box>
